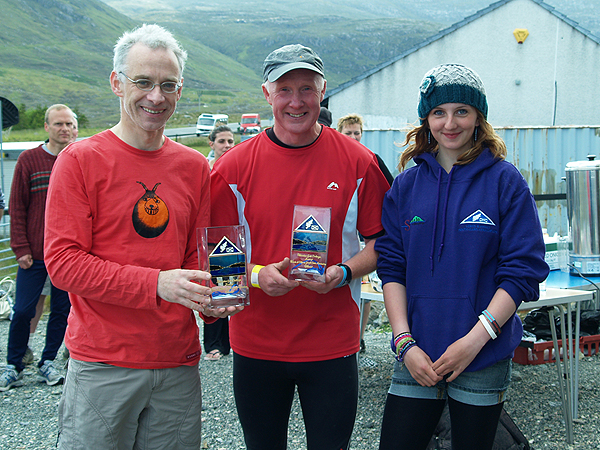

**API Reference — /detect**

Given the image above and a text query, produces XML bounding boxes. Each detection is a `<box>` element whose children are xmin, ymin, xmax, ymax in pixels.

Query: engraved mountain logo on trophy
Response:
<box><xmin>292</xmin><ymin>215</ymin><xmax>328</xmax><ymax>252</ymax></box>
<box><xmin>209</xmin><ymin>236</ymin><xmax>246</xmax><ymax>277</ymax></box>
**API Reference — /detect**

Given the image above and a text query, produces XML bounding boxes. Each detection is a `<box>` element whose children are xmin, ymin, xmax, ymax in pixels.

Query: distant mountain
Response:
<box><xmin>101</xmin><ymin>0</ymin><xmax>599</xmax><ymax>38</ymax></box>
<box><xmin>0</xmin><ymin>0</ymin><xmax>135</xmax><ymax>124</ymax></box>
<box><xmin>0</xmin><ymin>0</ymin><xmax>263</xmax><ymax>126</ymax></box>
<box><xmin>543</xmin><ymin>0</ymin><xmax>600</xmax><ymax>36</ymax></box>
<box><xmin>100</xmin><ymin>0</ymin><xmax>600</xmax><ymax>100</ymax></box>
<box><xmin>99</xmin><ymin>0</ymin><xmax>447</xmax><ymax>89</ymax></box>
<box><xmin>2</xmin><ymin>0</ymin><xmax>597</xmax><ymax>127</ymax></box>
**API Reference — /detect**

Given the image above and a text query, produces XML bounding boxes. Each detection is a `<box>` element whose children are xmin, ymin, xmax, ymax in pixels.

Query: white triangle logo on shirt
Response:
<box><xmin>460</xmin><ymin>210</ymin><xmax>495</xmax><ymax>226</ymax></box>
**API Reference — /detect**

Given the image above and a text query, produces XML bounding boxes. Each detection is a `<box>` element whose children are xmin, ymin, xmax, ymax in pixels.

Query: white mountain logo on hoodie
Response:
<box><xmin>460</xmin><ymin>210</ymin><xmax>495</xmax><ymax>226</ymax></box>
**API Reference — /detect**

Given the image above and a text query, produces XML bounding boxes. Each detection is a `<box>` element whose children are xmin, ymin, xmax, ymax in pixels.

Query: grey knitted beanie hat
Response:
<box><xmin>417</xmin><ymin>64</ymin><xmax>488</xmax><ymax>122</ymax></box>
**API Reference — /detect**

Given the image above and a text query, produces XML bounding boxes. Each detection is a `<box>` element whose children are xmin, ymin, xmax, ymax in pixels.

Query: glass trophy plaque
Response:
<box><xmin>288</xmin><ymin>205</ymin><xmax>331</xmax><ymax>282</ymax></box>
<box><xmin>197</xmin><ymin>225</ymin><xmax>249</xmax><ymax>308</ymax></box>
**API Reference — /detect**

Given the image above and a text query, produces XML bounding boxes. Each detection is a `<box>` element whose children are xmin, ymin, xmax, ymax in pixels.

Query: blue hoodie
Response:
<box><xmin>375</xmin><ymin>149</ymin><xmax>549</xmax><ymax>372</ymax></box>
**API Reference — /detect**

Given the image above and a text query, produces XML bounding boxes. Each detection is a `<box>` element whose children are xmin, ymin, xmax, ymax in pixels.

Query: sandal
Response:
<box><xmin>204</xmin><ymin>349</ymin><xmax>223</xmax><ymax>361</ymax></box>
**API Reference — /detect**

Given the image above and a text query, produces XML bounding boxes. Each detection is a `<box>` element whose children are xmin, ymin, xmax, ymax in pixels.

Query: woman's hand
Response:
<box><xmin>432</xmin><ymin>332</ymin><xmax>487</xmax><ymax>382</ymax></box>
<box><xmin>403</xmin><ymin>345</ymin><xmax>444</xmax><ymax>387</ymax></box>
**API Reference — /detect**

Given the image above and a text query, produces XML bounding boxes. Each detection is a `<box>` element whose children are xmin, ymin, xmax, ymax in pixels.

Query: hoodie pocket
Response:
<box><xmin>408</xmin><ymin>294</ymin><xmax>478</xmax><ymax>361</ymax></box>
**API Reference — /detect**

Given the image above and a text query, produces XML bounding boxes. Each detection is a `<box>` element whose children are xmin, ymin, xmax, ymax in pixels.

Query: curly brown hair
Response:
<box><xmin>398</xmin><ymin>110</ymin><xmax>506</xmax><ymax>171</ymax></box>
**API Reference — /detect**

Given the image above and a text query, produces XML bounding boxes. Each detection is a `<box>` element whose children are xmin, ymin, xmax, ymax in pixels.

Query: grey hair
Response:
<box><xmin>113</xmin><ymin>24</ymin><xmax>188</xmax><ymax>80</ymax></box>
<box><xmin>263</xmin><ymin>73</ymin><xmax>326</xmax><ymax>94</ymax></box>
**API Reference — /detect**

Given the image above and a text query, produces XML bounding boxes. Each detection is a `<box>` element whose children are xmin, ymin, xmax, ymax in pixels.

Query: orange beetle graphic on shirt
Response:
<box><xmin>132</xmin><ymin>181</ymin><xmax>169</xmax><ymax>238</ymax></box>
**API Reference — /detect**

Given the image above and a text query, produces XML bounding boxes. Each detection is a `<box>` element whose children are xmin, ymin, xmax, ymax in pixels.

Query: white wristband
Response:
<box><xmin>479</xmin><ymin>314</ymin><xmax>497</xmax><ymax>340</ymax></box>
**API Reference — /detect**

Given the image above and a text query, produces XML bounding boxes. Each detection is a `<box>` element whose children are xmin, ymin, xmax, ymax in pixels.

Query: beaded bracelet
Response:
<box><xmin>482</xmin><ymin>309</ymin><xmax>501</xmax><ymax>335</ymax></box>
<box><xmin>398</xmin><ymin>339</ymin><xmax>417</xmax><ymax>361</ymax></box>
<box><xmin>390</xmin><ymin>332</ymin><xmax>417</xmax><ymax>361</ymax></box>
<box><xmin>391</xmin><ymin>332</ymin><xmax>410</xmax><ymax>353</ymax></box>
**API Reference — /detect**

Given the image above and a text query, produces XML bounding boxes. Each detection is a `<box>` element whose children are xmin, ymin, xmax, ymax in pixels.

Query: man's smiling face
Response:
<box><xmin>263</xmin><ymin>69</ymin><xmax>326</xmax><ymax>147</ymax></box>
<box><xmin>112</xmin><ymin>42</ymin><xmax>182</xmax><ymax>135</ymax></box>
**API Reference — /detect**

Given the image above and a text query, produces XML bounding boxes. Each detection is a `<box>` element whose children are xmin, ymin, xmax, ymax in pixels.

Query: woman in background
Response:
<box><xmin>208</xmin><ymin>125</ymin><xmax>235</xmax><ymax>170</ymax></box>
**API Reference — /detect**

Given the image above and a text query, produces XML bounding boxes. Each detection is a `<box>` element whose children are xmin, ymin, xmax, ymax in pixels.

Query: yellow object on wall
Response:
<box><xmin>513</xmin><ymin>28</ymin><xmax>529</xmax><ymax>44</ymax></box>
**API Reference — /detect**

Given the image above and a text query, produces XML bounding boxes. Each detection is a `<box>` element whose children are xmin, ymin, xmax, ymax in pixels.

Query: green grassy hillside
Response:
<box><xmin>0</xmin><ymin>0</ymin><xmax>266</xmax><ymax>127</ymax></box>
<box><xmin>0</xmin><ymin>0</ymin><xmax>133</xmax><ymax>125</ymax></box>
<box><xmin>147</xmin><ymin>14</ymin><xmax>441</xmax><ymax>90</ymax></box>
<box><xmin>2</xmin><ymin>0</ymin><xmax>597</xmax><ymax>129</ymax></box>
<box><xmin>0</xmin><ymin>0</ymin><xmax>448</xmax><ymax>128</ymax></box>
<box><xmin>100</xmin><ymin>1</ymin><xmax>444</xmax><ymax>91</ymax></box>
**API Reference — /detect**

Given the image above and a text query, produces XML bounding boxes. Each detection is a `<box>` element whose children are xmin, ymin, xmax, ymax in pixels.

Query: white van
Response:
<box><xmin>196</xmin><ymin>113</ymin><xmax>229</xmax><ymax>136</ymax></box>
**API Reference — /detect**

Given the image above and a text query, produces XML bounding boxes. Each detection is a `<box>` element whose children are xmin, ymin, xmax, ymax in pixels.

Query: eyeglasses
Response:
<box><xmin>119</xmin><ymin>72</ymin><xmax>181</xmax><ymax>94</ymax></box>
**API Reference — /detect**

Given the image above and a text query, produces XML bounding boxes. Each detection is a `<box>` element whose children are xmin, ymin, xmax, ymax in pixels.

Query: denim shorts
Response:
<box><xmin>388</xmin><ymin>358</ymin><xmax>512</xmax><ymax>406</ymax></box>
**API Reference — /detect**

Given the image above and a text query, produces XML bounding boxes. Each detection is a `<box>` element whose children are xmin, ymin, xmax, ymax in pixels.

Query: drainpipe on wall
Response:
<box><xmin>552</xmin><ymin>18</ymin><xmax>560</xmax><ymax>126</ymax></box>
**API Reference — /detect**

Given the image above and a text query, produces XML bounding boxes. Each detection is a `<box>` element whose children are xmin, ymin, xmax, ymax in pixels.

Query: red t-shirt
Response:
<box><xmin>211</xmin><ymin>127</ymin><xmax>389</xmax><ymax>362</ymax></box>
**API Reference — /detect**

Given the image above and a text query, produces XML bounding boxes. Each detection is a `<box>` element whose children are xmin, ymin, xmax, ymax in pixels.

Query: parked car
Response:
<box><xmin>238</xmin><ymin>113</ymin><xmax>261</xmax><ymax>135</ymax></box>
<box><xmin>196</xmin><ymin>113</ymin><xmax>229</xmax><ymax>136</ymax></box>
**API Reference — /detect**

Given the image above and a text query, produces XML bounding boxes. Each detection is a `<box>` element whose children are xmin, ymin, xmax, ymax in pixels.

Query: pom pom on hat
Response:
<box><xmin>417</xmin><ymin>64</ymin><xmax>488</xmax><ymax>122</ymax></box>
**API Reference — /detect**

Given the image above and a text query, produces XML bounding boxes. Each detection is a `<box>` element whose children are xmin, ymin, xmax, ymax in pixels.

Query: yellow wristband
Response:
<box><xmin>251</xmin><ymin>265</ymin><xmax>264</xmax><ymax>289</ymax></box>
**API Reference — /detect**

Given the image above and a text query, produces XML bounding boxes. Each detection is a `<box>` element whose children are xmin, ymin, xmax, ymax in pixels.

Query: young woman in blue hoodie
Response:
<box><xmin>375</xmin><ymin>64</ymin><xmax>549</xmax><ymax>450</ymax></box>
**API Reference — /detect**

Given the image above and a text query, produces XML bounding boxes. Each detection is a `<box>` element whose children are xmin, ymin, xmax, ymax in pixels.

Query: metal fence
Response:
<box><xmin>0</xmin><ymin>219</ymin><xmax>17</xmax><ymax>279</ymax></box>
<box><xmin>362</xmin><ymin>126</ymin><xmax>600</xmax><ymax>236</ymax></box>
<box><xmin>2</xmin><ymin>127</ymin><xmax>600</xmax><ymax>248</ymax></box>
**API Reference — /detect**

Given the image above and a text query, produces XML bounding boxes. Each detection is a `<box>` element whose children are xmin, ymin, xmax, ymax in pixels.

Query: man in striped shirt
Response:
<box><xmin>0</xmin><ymin>104</ymin><xmax>74</xmax><ymax>391</ymax></box>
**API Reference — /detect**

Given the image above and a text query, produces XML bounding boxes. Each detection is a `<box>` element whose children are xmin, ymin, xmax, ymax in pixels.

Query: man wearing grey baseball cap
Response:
<box><xmin>211</xmin><ymin>44</ymin><xmax>389</xmax><ymax>449</ymax></box>
<box><xmin>263</xmin><ymin>43</ymin><xmax>325</xmax><ymax>83</ymax></box>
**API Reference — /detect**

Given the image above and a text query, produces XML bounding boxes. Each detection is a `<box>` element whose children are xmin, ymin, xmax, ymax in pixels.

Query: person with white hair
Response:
<box><xmin>211</xmin><ymin>43</ymin><xmax>389</xmax><ymax>450</ymax></box>
<box><xmin>44</xmin><ymin>24</ymin><xmax>242</xmax><ymax>449</ymax></box>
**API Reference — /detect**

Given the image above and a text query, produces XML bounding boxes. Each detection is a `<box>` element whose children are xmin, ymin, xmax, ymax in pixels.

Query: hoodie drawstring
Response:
<box><xmin>429</xmin><ymin>167</ymin><xmax>453</xmax><ymax>275</ymax></box>
<box><xmin>429</xmin><ymin>167</ymin><xmax>443</xmax><ymax>275</ymax></box>
<box><xmin>438</xmin><ymin>169</ymin><xmax>453</xmax><ymax>262</ymax></box>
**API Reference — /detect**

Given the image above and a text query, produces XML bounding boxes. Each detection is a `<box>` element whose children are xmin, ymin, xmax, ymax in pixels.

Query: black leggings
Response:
<box><xmin>233</xmin><ymin>353</ymin><xmax>358</xmax><ymax>450</ymax></box>
<box><xmin>378</xmin><ymin>394</ymin><xmax>504</xmax><ymax>450</ymax></box>
<box><xmin>203</xmin><ymin>317</ymin><xmax>230</xmax><ymax>355</ymax></box>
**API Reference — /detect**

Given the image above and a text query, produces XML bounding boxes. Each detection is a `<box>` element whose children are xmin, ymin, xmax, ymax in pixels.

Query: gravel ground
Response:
<box><xmin>1</xmin><ymin>311</ymin><xmax>600</xmax><ymax>450</ymax></box>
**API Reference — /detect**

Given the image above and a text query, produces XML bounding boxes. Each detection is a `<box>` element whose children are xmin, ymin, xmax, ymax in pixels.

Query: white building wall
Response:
<box><xmin>328</xmin><ymin>0</ymin><xmax>600</xmax><ymax>128</ymax></box>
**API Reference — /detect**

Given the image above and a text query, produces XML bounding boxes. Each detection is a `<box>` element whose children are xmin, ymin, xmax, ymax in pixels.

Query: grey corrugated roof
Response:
<box><xmin>325</xmin><ymin>0</ymin><xmax>600</xmax><ymax>99</ymax></box>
